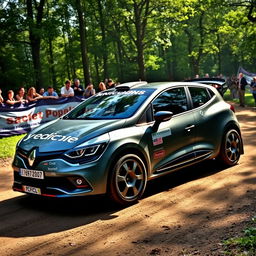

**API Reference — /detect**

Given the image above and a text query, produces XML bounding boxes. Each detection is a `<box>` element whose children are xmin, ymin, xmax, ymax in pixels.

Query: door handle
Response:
<box><xmin>185</xmin><ymin>125</ymin><xmax>195</xmax><ymax>132</ymax></box>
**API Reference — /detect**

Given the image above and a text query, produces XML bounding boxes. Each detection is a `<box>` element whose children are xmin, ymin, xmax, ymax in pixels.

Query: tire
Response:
<box><xmin>218</xmin><ymin>129</ymin><xmax>242</xmax><ymax>166</ymax></box>
<box><xmin>108</xmin><ymin>154</ymin><xmax>147</xmax><ymax>205</ymax></box>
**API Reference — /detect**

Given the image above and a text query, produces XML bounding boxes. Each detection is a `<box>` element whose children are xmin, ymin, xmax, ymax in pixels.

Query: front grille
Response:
<box><xmin>14</xmin><ymin>171</ymin><xmax>76</xmax><ymax>191</ymax></box>
<box><xmin>16</xmin><ymin>147</ymin><xmax>64</xmax><ymax>168</ymax></box>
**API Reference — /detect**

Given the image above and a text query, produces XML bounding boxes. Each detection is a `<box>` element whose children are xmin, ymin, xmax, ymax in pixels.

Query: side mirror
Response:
<box><xmin>152</xmin><ymin>111</ymin><xmax>173</xmax><ymax>132</ymax></box>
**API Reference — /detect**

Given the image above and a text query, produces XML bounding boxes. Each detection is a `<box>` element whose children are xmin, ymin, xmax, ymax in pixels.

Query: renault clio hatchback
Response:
<box><xmin>12</xmin><ymin>81</ymin><xmax>243</xmax><ymax>205</ymax></box>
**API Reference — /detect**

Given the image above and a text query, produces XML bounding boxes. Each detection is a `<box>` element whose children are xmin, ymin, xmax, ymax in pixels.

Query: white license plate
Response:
<box><xmin>23</xmin><ymin>185</ymin><xmax>41</xmax><ymax>195</ymax></box>
<box><xmin>20</xmin><ymin>168</ymin><xmax>44</xmax><ymax>179</ymax></box>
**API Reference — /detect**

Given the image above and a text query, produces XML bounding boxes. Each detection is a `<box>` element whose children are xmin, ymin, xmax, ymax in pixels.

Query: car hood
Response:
<box><xmin>19</xmin><ymin>119</ymin><xmax>126</xmax><ymax>152</ymax></box>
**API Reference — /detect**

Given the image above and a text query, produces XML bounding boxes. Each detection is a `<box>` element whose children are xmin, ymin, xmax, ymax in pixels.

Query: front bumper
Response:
<box><xmin>12</xmin><ymin>153</ymin><xmax>109</xmax><ymax>198</ymax></box>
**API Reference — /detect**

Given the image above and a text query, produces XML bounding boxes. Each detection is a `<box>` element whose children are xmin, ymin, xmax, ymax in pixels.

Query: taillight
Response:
<box><xmin>230</xmin><ymin>104</ymin><xmax>235</xmax><ymax>113</ymax></box>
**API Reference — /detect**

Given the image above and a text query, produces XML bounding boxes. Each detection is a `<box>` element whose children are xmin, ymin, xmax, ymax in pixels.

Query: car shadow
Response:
<box><xmin>0</xmin><ymin>159</ymin><xmax>229</xmax><ymax>238</ymax></box>
<box><xmin>143</xmin><ymin>159</ymin><xmax>227</xmax><ymax>198</ymax></box>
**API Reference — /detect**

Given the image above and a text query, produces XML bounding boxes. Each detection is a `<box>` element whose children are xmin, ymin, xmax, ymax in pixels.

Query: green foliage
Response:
<box><xmin>0</xmin><ymin>0</ymin><xmax>256</xmax><ymax>89</ymax></box>
<box><xmin>0</xmin><ymin>134</ymin><xmax>26</xmax><ymax>159</ymax></box>
<box><xmin>223</xmin><ymin>216</ymin><xmax>256</xmax><ymax>255</ymax></box>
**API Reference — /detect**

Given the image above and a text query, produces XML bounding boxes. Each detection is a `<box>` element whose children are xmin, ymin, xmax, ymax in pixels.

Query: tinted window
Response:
<box><xmin>64</xmin><ymin>89</ymin><xmax>154</xmax><ymax>120</ymax></box>
<box><xmin>189</xmin><ymin>87</ymin><xmax>211</xmax><ymax>108</ymax></box>
<box><xmin>153</xmin><ymin>87</ymin><xmax>188</xmax><ymax>115</ymax></box>
<box><xmin>207</xmin><ymin>88</ymin><xmax>215</xmax><ymax>98</ymax></box>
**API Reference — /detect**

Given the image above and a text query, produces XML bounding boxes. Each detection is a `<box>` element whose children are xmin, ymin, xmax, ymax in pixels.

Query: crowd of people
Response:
<box><xmin>227</xmin><ymin>73</ymin><xmax>256</xmax><ymax>107</ymax></box>
<box><xmin>1</xmin><ymin>74</ymin><xmax>256</xmax><ymax>108</ymax></box>
<box><xmin>0</xmin><ymin>78</ymin><xmax>115</xmax><ymax>107</ymax></box>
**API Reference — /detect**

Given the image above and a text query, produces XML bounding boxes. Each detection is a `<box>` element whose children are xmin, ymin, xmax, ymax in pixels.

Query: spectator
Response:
<box><xmin>84</xmin><ymin>83</ymin><xmax>96</xmax><ymax>98</ymax></box>
<box><xmin>0</xmin><ymin>88</ymin><xmax>4</xmax><ymax>103</ymax></box>
<box><xmin>205</xmin><ymin>73</ymin><xmax>209</xmax><ymax>78</ymax></box>
<box><xmin>195</xmin><ymin>74</ymin><xmax>200</xmax><ymax>79</ymax></box>
<box><xmin>229</xmin><ymin>75</ymin><xmax>238</xmax><ymax>99</ymax></box>
<box><xmin>6</xmin><ymin>90</ymin><xmax>26</xmax><ymax>105</ymax></box>
<box><xmin>238</xmin><ymin>73</ymin><xmax>247</xmax><ymax>107</ymax></box>
<box><xmin>250</xmin><ymin>76</ymin><xmax>256</xmax><ymax>106</ymax></box>
<box><xmin>61</xmin><ymin>80</ymin><xmax>74</xmax><ymax>97</ymax></box>
<box><xmin>107</xmin><ymin>79</ymin><xmax>115</xmax><ymax>89</ymax></box>
<box><xmin>27</xmin><ymin>87</ymin><xmax>42</xmax><ymax>102</ymax></box>
<box><xmin>43</xmin><ymin>86</ymin><xmax>59</xmax><ymax>99</ymax></box>
<box><xmin>39</xmin><ymin>88</ymin><xmax>45</xmax><ymax>96</ymax></box>
<box><xmin>72</xmin><ymin>78</ymin><xmax>84</xmax><ymax>96</ymax></box>
<box><xmin>16</xmin><ymin>87</ymin><xmax>27</xmax><ymax>101</ymax></box>
<box><xmin>98</xmin><ymin>82</ymin><xmax>106</xmax><ymax>92</ymax></box>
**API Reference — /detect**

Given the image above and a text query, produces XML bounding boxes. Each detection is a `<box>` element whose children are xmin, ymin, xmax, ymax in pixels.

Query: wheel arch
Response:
<box><xmin>222</xmin><ymin>121</ymin><xmax>244</xmax><ymax>155</ymax></box>
<box><xmin>106</xmin><ymin>143</ymin><xmax>151</xmax><ymax>185</ymax></box>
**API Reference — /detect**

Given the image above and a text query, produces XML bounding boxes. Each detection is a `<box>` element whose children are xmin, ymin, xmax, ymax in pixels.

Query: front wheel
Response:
<box><xmin>108</xmin><ymin>154</ymin><xmax>147</xmax><ymax>205</ymax></box>
<box><xmin>218</xmin><ymin>129</ymin><xmax>242</xmax><ymax>166</ymax></box>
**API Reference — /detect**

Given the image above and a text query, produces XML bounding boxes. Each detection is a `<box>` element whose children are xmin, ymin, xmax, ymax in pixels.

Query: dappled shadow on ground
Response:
<box><xmin>0</xmin><ymin>194</ymin><xmax>121</xmax><ymax>237</ymax></box>
<box><xmin>0</xmin><ymin>159</ymin><xmax>249</xmax><ymax>239</ymax></box>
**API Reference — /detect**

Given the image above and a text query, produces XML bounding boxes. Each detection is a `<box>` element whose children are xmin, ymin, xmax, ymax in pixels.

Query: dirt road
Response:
<box><xmin>0</xmin><ymin>105</ymin><xmax>255</xmax><ymax>256</ymax></box>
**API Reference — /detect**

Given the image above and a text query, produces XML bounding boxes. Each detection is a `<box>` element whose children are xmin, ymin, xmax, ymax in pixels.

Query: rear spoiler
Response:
<box><xmin>184</xmin><ymin>78</ymin><xmax>226</xmax><ymax>86</ymax></box>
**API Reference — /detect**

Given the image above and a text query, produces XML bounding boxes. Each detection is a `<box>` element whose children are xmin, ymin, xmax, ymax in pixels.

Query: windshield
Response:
<box><xmin>64</xmin><ymin>89</ymin><xmax>154</xmax><ymax>120</ymax></box>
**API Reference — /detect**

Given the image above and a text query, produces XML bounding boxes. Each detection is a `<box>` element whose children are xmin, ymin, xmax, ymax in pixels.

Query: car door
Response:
<box><xmin>148</xmin><ymin>86</ymin><xmax>196</xmax><ymax>175</ymax></box>
<box><xmin>187</xmin><ymin>86</ymin><xmax>217</xmax><ymax>159</ymax></box>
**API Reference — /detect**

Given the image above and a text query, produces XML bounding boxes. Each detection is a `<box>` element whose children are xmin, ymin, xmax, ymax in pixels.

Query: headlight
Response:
<box><xmin>64</xmin><ymin>133</ymin><xmax>110</xmax><ymax>164</ymax></box>
<box><xmin>65</xmin><ymin>144</ymin><xmax>101</xmax><ymax>159</ymax></box>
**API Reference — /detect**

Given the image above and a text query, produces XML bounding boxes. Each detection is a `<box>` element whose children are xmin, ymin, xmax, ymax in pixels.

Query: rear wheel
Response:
<box><xmin>218</xmin><ymin>129</ymin><xmax>242</xmax><ymax>166</ymax></box>
<box><xmin>108</xmin><ymin>154</ymin><xmax>147</xmax><ymax>205</ymax></box>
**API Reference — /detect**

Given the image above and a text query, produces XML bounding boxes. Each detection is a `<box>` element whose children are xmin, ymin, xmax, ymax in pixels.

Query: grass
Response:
<box><xmin>223</xmin><ymin>217</ymin><xmax>256</xmax><ymax>255</ymax></box>
<box><xmin>224</xmin><ymin>88</ymin><xmax>255</xmax><ymax>107</ymax></box>
<box><xmin>0</xmin><ymin>134</ymin><xmax>26</xmax><ymax>158</ymax></box>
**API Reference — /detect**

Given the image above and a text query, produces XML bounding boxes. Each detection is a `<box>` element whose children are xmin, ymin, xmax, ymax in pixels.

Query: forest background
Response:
<box><xmin>0</xmin><ymin>0</ymin><xmax>256</xmax><ymax>93</ymax></box>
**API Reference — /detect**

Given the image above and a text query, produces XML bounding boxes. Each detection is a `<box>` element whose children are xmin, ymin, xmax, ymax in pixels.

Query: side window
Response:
<box><xmin>189</xmin><ymin>87</ymin><xmax>211</xmax><ymax>108</ymax></box>
<box><xmin>152</xmin><ymin>87</ymin><xmax>188</xmax><ymax>115</ymax></box>
<box><xmin>207</xmin><ymin>88</ymin><xmax>215</xmax><ymax>98</ymax></box>
<box><xmin>138</xmin><ymin>104</ymin><xmax>154</xmax><ymax>124</ymax></box>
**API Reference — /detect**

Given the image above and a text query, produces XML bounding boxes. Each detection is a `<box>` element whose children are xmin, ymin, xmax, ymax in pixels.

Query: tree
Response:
<box><xmin>74</xmin><ymin>0</ymin><xmax>91</xmax><ymax>85</ymax></box>
<box><xmin>26</xmin><ymin>0</ymin><xmax>46</xmax><ymax>89</ymax></box>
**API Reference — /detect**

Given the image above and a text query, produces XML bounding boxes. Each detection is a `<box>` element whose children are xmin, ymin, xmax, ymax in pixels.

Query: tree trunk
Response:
<box><xmin>133</xmin><ymin>1</ymin><xmax>148</xmax><ymax>80</ymax></box>
<box><xmin>248</xmin><ymin>2</ymin><xmax>256</xmax><ymax>22</ymax></box>
<box><xmin>62</xmin><ymin>30</ymin><xmax>71</xmax><ymax>79</ymax></box>
<box><xmin>164</xmin><ymin>47</ymin><xmax>172</xmax><ymax>81</ymax></box>
<box><xmin>94</xmin><ymin>54</ymin><xmax>100</xmax><ymax>85</ymax></box>
<box><xmin>217</xmin><ymin>34</ymin><xmax>221</xmax><ymax>75</ymax></box>
<box><xmin>26</xmin><ymin>0</ymin><xmax>45</xmax><ymax>89</ymax></box>
<box><xmin>48</xmin><ymin>38</ymin><xmax>57</xmax><ymax>87</ymax></box>
<box><xmin>116</xmin><ymin>40</ymin><xmax>124</xmax><ymax>82</ymax></box>
<box><xmin>75</xmin><ymin>0</ymin><xmax>91</xmax><ymax>85</ymax></box>
<box><xmin>97</xmin><ymin>0</ymin><xmax>108</xmax><ymax>79</ymax></box>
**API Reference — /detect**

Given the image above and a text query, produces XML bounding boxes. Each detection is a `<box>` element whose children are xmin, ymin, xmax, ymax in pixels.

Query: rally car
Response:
<box><xmin>13</xmin><ymin>81</ymin><xmax>243</xmax><ymax>205</ymax></box>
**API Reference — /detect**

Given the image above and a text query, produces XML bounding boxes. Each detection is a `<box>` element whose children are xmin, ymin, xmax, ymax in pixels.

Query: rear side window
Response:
<box><xmin>189</xmin><ymin>87</ymin><xmax>211</xmax><ymax>108</ymax></box>
<box><xmin>153</xmin><ymin>87</ymin><xmax>188</xmax><ymax>115</ymax></box>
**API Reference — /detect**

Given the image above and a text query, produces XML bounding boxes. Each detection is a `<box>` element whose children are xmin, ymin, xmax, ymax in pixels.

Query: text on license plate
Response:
<box><xmin>23</xmin><ymin>185</ymin><xmax>41</xmax><ymax>195</ymax></box>
<box><xmin>20</xmin><ymin>168</ymin><xmax>44</xmax><ymax>179</ymax></box>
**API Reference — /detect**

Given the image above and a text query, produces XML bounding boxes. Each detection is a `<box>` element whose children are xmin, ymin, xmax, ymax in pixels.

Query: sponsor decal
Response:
<box><xmin>96</xmin><ymin>90</ymin><xmax>146</xmax><ymax>97</ymax></box>
<box><xmin>48</xmin><ymin>167</ymin><xmax>57</xmax><ymax>171</ymax></box>
<box><xmin>153</xmin><ymin>137</ymin><xmax>163</xmax><ymax>146</ymax></box>
<box><xmin>152</xmin><ymin>128</ymin><xmax>172</xmax><ymax>145</ymax></box>
<box><xmin>23</xmin><ymin>132</ymin><xmax>78</xmax><ymax>143</ymax></box>
<box><xmin>153</xmin><ymin>149</ymin><xmax>166</xmax><ymax>160</ymax></box>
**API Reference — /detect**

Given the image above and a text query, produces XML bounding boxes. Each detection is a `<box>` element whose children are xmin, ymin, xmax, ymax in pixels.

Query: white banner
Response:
<box><xmin>0</xmin><ymin>97</ymin><xmax>83</xmax><ymax>137</ymax></box>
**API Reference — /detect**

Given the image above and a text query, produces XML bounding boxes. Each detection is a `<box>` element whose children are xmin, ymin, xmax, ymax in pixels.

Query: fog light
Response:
<box><xmin>68</xmin><ymin>176</ymin><xmax>90</xmax><ymax>188</ymax></box>
<box><xmin>76</xmin><ymin>178</ymin><xmax>83</xmax><ymax>185</ymax></box>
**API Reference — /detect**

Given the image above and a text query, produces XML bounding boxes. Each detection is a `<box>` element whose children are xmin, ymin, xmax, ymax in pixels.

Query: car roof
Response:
<box><xmin>116</xmin><ymin>81</ymin><xmax>216</xmax><ymax>91</ymax></box>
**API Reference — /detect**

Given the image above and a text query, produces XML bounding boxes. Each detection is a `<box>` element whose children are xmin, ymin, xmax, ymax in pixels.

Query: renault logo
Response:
<box><xmin>28</xmin><ymin>149</ymin><xmax>36</xmax><ymax>167</ymax></box>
